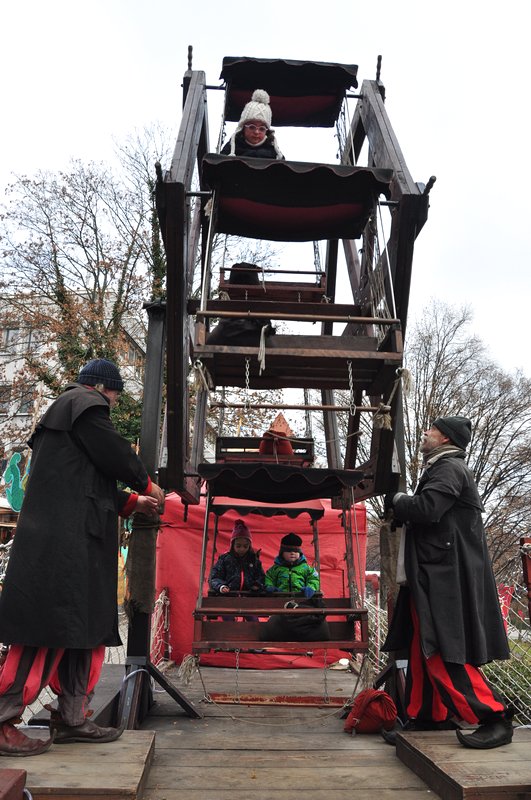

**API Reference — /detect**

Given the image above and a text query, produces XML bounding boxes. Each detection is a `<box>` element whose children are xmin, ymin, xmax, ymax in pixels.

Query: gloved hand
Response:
<box><xmin>303</xmin><ymin>586</ymin><xmax>315</xmax><ymax>599</ymax></box>
<box><xmin>265</xmin><ymin>585</ymin><xmax>277</xmax><ymax>593</ymax></box>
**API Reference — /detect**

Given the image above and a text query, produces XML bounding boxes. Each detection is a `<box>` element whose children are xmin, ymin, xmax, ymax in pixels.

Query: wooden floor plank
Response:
<box><xmin>145</xmin><ymin>764</ymin><xmax>428</xmax><ymax>791</ymax></box>
<box><xmin>142</xmin><ymin>792</ymin><xmax>433</xmax><ymax>800</ymax></box>
<box><xmin>152</xmin><ymin>749</ymin><xmax>393</xmax><ymax>766</ymax></box>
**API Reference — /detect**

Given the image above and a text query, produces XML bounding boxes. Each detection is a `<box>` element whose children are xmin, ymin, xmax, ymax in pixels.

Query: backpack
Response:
<box><xmin>343</xmin><ymin>689</ymin><xmax>397</xmax><ymax>734</ymax></box>
<box><xmin>259</xmin><ymin>598</ymin><xmax>330</xmax><ymax>642</ymax></box>
<box><xmin>206</xmin><ymin>318</ymin><xmax>275</xmax><ymax>347</ymax></box>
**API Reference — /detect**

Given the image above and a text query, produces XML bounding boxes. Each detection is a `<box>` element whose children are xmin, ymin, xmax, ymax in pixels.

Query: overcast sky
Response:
<box><xmin>2</xmin><ymin>0</ymin><xmax>529</xmax><ymax>374</ymax></box>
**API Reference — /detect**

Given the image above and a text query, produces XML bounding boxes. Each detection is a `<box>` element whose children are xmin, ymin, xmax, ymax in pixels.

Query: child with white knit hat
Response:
<box><xmin>221</xmin><ymin>89</ymin><xmax>284</xmax><ymax>160</ymax></box>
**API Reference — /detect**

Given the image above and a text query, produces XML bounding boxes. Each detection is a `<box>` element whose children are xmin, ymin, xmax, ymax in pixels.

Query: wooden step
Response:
<box><xmin>0</xmin><ymin>770</ymin><xmax>26</xmax><ymax>800</ymax></box>
<box><xmin>395</xmin><ymin>728</ymin><xmax>531</xmax><ymax>800</ymax></box>
<box><xmin>0</xmin><ymin>730</ymin><xmax>155</xmax><ymax>800</ymax></box>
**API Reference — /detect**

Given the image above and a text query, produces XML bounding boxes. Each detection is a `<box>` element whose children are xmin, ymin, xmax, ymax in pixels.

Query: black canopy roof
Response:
<box><xmin>198</xmin><ymin>463</ymin><xmax>364</xmax><ymax>504</ymax></box>
<box><xmin>221</xmin><ymin>57</ymin><xmax>358</xmax><ymax>127</ymax></box>
<box><xmin>202</xmin><ymin>155</ymin><xmax>392</xmax><ymax>242</ymax></box>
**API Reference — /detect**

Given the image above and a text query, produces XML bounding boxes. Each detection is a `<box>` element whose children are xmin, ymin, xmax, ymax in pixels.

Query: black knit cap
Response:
<box><xmin>433</xmin><ymin>416</ymin><xmax>472</xmax><ymax>450</ymax></box>
<box><xmin>280</xmin><ymin>532</ymin><xmax>303</xmax><ymax>552</ymax></box>
<box><xmin>77</xmin><ymin>358</ymin><xmax>124</xmax><ymax>391</ymax></box>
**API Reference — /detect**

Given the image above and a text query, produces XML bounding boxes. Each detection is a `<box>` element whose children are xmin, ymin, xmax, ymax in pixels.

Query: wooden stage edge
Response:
<box><xmin>396</xmin><ymin>728</ymin><xmax>531</xmax><ymax>800</ymax></box>
<box><xmin>0</xmin><ymin>730</ymin><xmax>155</xmax><ymax>800</ymax></box>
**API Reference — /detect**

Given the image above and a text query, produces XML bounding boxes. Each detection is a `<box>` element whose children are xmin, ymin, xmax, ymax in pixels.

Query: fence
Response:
<box><xmin>364</xmin><ymin>577</ymin><xmax>531</xmax><ymax>725</ymax></box>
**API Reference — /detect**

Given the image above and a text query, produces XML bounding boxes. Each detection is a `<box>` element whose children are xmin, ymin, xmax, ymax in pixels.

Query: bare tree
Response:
<box><xmin>402</xmin><ymin>301</ymin><xmax>531</xmax><ymax>578</ymax></box>
<box><xmin>318</xmin><ymin>300</ymin><xmax>531</xmax><ymax>580</ymax></box>
<box><xmin>0</xmin><ymin>128</ymin><xmax>172</xmax><ymax>442</ymax></box>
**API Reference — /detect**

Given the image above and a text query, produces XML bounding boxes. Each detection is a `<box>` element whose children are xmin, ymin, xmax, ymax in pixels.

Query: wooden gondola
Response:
<box><xmin>192</xmin><ymin>456</ymin><xmax>368</xmax><ymax>655</ymax></box>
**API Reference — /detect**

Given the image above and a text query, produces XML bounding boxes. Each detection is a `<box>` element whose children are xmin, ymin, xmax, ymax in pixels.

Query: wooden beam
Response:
<box><xmin>195</xmin><ymin>309</ymin><xmax>399</xmax><ymax>325</ymax></box>
<box><xmin>170</xmin><ymin>71</ymin><xmax>208</xmax><ymax>187</ymax></box>
<box><xmin>354</xmin><ymin>79</ymin><xmax>419</xmax><ymax>197</ymax></box>
<box><xmin>190</xmin><ymin>299</ymin><xmax>364</xmax><ymax>317</ymax></box>
<box><xmin>164</xmin><ymin>183</ymin><xmax>188</xmax><ymax>492</ymax></box>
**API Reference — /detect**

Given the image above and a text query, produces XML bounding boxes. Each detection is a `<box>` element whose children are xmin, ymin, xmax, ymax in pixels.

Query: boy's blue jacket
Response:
<box><xmin>265</xmin><ymin>553</ymin><xmax>320</xmax><ymax>593</ymax></box>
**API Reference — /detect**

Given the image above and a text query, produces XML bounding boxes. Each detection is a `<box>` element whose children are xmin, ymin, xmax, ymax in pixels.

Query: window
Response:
<box><xmin>127</xmin><ymin>342</ymin><xmax>145</xmax><ymax>380</ymax></box>
<box><xmin>1</xmin><ymin>328</ymin><xmax>20</xmax><ymax>351</ymax></box>
<box><xmin>15</xmin><ymin>388</ymin><xmax>34</xmax><ymax>415</ymax></box>
<box><xmin>0</xmin><ymin>386</ymin><xmax>10</xmax><ymax>414</ymax></box>
<box><xmin>0</xmin><ymin>328</ymin><xmax>35</xmax><ymax>354</ymax></box>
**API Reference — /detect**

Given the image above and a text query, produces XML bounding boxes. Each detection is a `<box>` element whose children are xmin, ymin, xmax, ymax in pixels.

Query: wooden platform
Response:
<box><xmin>7</xmin><ymin>666</ymin><xmax>530</xmax><ymax>799</ymax></box>
<box><xmin>396</xmin><ymin>729</ymin><xmax>531</xmax><ymax>800</ymax></box>
<box><xmin>140</xmin><ymin>666</ymin><xmax>435</xmax><ymax>800</ymax></box>
<box><xmin>0</xmin><ymin>730</ymin><xmax>155</xmax><ymax>800</ymax></box>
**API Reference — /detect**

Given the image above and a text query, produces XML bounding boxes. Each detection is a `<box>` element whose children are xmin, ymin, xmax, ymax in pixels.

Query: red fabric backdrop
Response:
<box><xmin>156</xmin><ymin>493</ymin><xmax>367</xmax><ymax>669</ymax></box>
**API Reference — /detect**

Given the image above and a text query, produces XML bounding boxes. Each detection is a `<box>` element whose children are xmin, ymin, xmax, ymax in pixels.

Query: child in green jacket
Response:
<box><xmin>265</xmin><ymin>533</ymin><xmax>320</xmax><ymax>598</ymax></box>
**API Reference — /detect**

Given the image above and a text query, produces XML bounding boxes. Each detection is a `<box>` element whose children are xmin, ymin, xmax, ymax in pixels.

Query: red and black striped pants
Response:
<box><xmin>0</xmin><ymin>645</ymin><xmax>105</xmax><ymax>726</ymax></box>
<box><xmin>406</xmin><ymin>601</ymin><xmax>506</xmax><ymax>724</ymax></box>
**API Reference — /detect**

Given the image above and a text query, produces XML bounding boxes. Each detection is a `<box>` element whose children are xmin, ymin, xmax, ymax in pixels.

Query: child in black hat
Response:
<box><xmin>264</xmin><ymin>532</ymin><xmax>320</xmax><ymax>597</ymax></box>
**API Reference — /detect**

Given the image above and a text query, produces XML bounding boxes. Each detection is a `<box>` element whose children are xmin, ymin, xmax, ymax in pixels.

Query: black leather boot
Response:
<box><xmin>52</xmin><ymin>718</ymin><xmax>124</xmax><ymax>744</ymax></box>
<box><xmin>456</xmin><ymin>715</ymin><xmax>513</xmax><ymax>749</ymax></box>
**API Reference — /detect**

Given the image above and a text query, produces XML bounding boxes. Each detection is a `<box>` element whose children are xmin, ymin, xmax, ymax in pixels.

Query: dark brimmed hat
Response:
<box><xmin>77</xmin><ymin>358</ymin><xmax>124</xmax><ymax>391</ymax></box>
<box><xmin>433</xmin><ymin>416</ymin><xmax>472</xmax><ymax>450</ymax></box>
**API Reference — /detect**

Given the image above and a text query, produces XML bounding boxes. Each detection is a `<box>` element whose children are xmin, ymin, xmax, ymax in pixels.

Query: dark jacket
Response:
<box><xmin>209</xmin><ymin>550</ymin><xmax>265</xmax><ymax>593</ymax></box>
<box><xmin>0</xmin><ymin>384</ymin><xmax>149</xmax><ymax>649</ymax></box>
<box><xmin>221</xmin><ymin>130</ymin><xmax>283</xmax><ymax>160</ymax></box>
<box><xmin>383</xmin><ymin>451</ymin><xmax>509</xmax><ymax>665</ymax></box>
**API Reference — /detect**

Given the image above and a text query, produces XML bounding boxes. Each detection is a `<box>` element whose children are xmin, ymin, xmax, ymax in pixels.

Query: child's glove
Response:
<box><xmin>265</xmin><ymin>585</ymin><xmax>277</xmax><ymax>593</ymax></box>
<box><xmin>303</xmin><ymin>586</ymin><xmax>315</xmax><ymax>599</ymax></box>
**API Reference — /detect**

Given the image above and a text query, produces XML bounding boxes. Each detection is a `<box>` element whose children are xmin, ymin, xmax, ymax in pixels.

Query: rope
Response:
<box><xmin>258</xmin><ymin>325</ymin><xmax>268</xmax><ymax>375</ymax></box>
<box><xmin>373</xmin><ymin>368</ymin><xmax>412</xmax><ymax>430</ymax></box>
<box><xmin>177</xmin><ymin>654</ymin><xmax>200</xmax><ymax>686</ymax></box>
<box><xmin>193</xmin><ymin>359</ymin><xmax>213</xmax><ymax>393</ymax></box>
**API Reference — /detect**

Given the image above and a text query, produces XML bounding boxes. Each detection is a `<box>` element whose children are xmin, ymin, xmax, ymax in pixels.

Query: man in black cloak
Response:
<box><xmin>0</xmin><ymin>359</ymin><xmax>163</xmax><ymax>755</ymax></box>
<box><xmin>382</xmin><ymin>416</ymin><xmax>512</xmax><ymax>749</ymax></box>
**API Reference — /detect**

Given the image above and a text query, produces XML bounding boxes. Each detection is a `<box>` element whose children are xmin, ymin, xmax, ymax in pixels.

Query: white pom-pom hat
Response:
<box><xmin>238</xmin><ymin>89</ymin><xmax>272</xmax><ymax>128</ymax></box>
<box><xmin>226</xmin><ymin>88</ymin><xmax>283</xmax><ymax>159</ymax></box>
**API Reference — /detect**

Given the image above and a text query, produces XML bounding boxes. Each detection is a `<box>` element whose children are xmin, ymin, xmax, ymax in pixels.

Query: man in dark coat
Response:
<box><xmin>0</xmin><ymin>359</ymin><xmax>164</xmax><ymax>755</ymax></box>
<box><xmin>382</xmin><ymin>416</ymin><xmax>512</xmax><ymax>749</ymax></box>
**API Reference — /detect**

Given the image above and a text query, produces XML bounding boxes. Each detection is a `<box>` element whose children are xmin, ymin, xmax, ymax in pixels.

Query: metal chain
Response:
<box><xmin>347</xmin><ymin>361</ymin><xmax>356</xmax><ymax>415</ymax></box>
<box><xmin>197</xmin><ymin>662</ymin><xmax>213</xmax><ymax>703</ymax></box>
<box><xmin>244</xmin><ymin>358</ymin><xmax>251</xmax><ymax>409</ymax></box>
<box><xmin>235</xmin><ymin>649</ymin><xmax>241</xmax><ymax>703</ymax></box>
<box><xmin>323</xmin><ymin>649</ymin><xmax>329</xmax><ymax>703</ymax></box>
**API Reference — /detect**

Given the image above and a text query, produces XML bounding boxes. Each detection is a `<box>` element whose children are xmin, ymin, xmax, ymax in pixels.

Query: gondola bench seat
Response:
<box><xmin>192</xmin><ymin>594</ymin><xmax>368</xmax><ymax>653</ymax></box>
